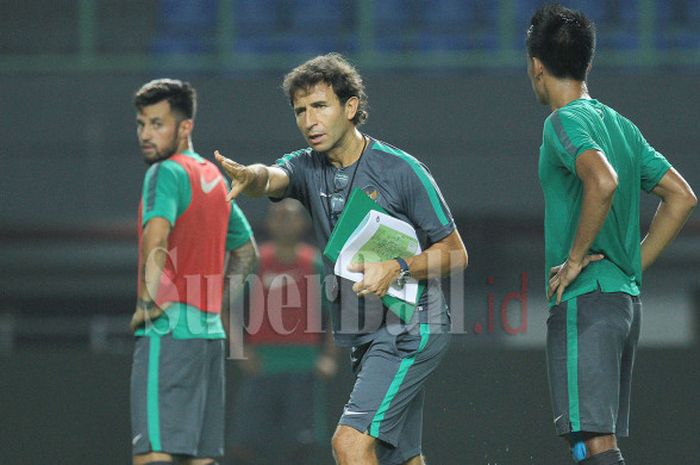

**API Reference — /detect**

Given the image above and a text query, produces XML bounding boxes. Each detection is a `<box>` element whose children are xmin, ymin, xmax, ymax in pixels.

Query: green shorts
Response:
<box><xmin>546</xmin><ymin>289</ymin><xmax>641</xmax><ymax>437</ymax></box>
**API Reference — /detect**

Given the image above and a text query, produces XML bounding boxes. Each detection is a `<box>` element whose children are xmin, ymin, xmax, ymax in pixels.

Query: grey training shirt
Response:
<box><xmin>275</xmin><ymin>135</ymin><xmax>456</xmax><ymax>347</ymax></box>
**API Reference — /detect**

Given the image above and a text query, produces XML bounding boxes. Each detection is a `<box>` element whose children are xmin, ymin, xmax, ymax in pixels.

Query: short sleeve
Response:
<box><xmin>635</xmin><ymin>128</ymin><xmax>672</xmax><ymax>192</ymax></box>
<box><xmin>274</xmin><ymin>148</ymin><xmax>312</xmax><ymax>202</ymax></box>
<box><xmin>226</xmin><ymin>200</ymin><xmax>253</xmax><ymax>250</ymax></box>
<box><xmin>545</xmin><ymin>110</ymin><xmax>603</xmax><ymax>174</ymax></box>
<box><xmin>399</xmin><ymin>159</ymin><xmax>456</xmax><ymax>244</ymax></box>
<box><xmin>141</xmin><ymin>160</ymin><xmax>190</xmax><ymax>227</ymax></box>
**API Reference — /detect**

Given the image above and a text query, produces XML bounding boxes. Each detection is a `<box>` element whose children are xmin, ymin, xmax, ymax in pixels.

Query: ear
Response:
<box><xmin>344</xmin><ymin>96</ymin><xmax>359</xmax><ymax>122</ymax></box>
<box><xmin>531</xmin><ymin>56</ymin><xmax>545</xmax><ymax>79</ymax></box>
<box><xmin>178</xmin><ymin>119</ymin><xmax>194</xmax><ymax>138</ymax></box>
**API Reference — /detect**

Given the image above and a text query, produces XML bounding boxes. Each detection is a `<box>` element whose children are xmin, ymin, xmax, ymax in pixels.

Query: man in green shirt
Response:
<box><xmin>526</xmin><ymin>5</ymin><xmax>696</xmax><ymax>465</ymax></box>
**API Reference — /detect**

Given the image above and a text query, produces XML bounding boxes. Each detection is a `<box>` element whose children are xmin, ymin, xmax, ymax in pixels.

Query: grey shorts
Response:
<box><xmin>339</xmin><ymin>323</ymin><xmax>450</xmax><ymax>465</ymax></box>
<box><xmin>131</xmin><ymin>335</ymin><xmax>225</xmax><ymax>458</ymax></box>
<box><xmin>546</xmin><ymin>289</ymin><xmax>641</xmax><ymax>437</ymax></box>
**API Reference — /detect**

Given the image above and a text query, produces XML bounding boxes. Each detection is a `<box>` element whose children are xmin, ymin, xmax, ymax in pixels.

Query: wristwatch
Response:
<box><xmin>394</xmin><ymin>257</ymin><xmax>411</xmax><ymax>288</ymax></box>
<box><xmin>137</xmin><ymin>298</ymin><xmax>155</xmax><ymax>311</ymax></box>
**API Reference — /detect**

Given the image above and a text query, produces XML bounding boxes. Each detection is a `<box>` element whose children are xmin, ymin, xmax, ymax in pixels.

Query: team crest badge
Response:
<box><xmin>363</xmin><ymin>185</ymin><xmax>380</xmax><ymax>201</ymax></box>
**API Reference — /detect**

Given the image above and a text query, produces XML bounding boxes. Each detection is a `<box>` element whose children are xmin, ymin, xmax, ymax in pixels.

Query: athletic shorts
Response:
<box><xmin>230</xmin><ymin>371</ymin><xmax>326</xmax><ymax>452</ymax></box>
<box><xmin>546</xmin><ymin>289</ymin><xmax>641</xmax><ymax>437</ymax></box>
<box><xmin>338</xmin><ymin>323</ymin><xmax>450</xmax><ymax>465</ymax></box>
<box><xmin>131</xmin><ymin>335</ymin><xmax>225</xmax><ymax>458</ymax></box>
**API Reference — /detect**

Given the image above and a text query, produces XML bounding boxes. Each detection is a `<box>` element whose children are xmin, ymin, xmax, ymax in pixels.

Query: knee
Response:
<box><xmin>331</xmin><ymin>427</ymin><xmax>353</xmax><ymax>458</ymax></box>
<box><xmin>331</xmin><ymin>426</ymin><xmax>374</xmax><ymax>463</ymax></box>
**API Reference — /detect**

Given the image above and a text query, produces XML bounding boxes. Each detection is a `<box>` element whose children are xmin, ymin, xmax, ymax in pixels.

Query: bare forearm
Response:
<box><xmin>241</xmin><ymin>164</ymin><xmax>271</xmax><ymax>197</ymax></box>
<box><xmin>641</xmin><ymin>198</ymin><xmax>696</xmax><ymax>270</ymax></box>
<box><xmin>140</xmin><ymin>233</ymin><xmax>168</xmax><ymax>302</ymax></box>
<box><xmin>221</xmin><ymin>240</ymin><xmax>259</xmax><ymax>335</ymax></box>
<box><xmin>406</xmin><ymin>231</ymin><xmax>468</xmax><ymax>280</ymax></box>
<box><xmin>229</xmin><ymin>238</ymin><xmax>258</xmax><ymax>277</ymax></box>
<box><xmin>569</xmin><ymin>184</ymin><xmax>614</xmax><ymax>263</ymax></box>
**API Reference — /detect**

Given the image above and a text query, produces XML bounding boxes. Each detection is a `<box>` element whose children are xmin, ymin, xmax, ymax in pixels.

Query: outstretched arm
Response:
<box><xmin>641</xmin><ymin>167</ymin><xmax>697</xmax><ymax>271</ymax></box>
<box><xmin>215</xmin><ymin>150</ymin><xmax>290</xmax><ymax>200</ymax></box>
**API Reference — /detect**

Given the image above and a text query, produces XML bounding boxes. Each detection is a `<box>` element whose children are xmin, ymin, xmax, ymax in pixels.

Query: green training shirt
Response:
<box><xmin>539</xmin><ymin>98</ymin><xmax>671</xmax><ymax>306</ymax></box>
<box><xmin>137</xmin><ymin>150</ymin><xmax>253</xmax><ymax>338</ymax></box>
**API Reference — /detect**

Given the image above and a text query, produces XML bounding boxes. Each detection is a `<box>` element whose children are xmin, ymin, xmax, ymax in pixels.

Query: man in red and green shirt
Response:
<box><xmin>130</xmin><ymin>79</ymin><xmax>257</xmax><ymax>465</ymax></box>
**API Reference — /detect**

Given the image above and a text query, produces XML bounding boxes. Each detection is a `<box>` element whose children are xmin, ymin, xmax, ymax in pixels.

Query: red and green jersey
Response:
<box><xmin>247</xmin><ymin>242</ymin><xmax>325</xmax><ymax>373</ymax></box>
<box><xmin>539</xmin><ymin>99</ymin><xmax>671</xmax><ymax>306</ymax></box>
<box><xmin>137</xmin><ymin>150</ymin><xmax>253</xmax><ymax>338</ymax></box>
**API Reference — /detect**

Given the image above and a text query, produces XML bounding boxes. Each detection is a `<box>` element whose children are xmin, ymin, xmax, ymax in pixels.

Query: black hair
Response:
<box><xmin>282</xmin><ymin>53</ymin><xmax>368</xmax><ymax>126</ymax></box>
<box><xmin>134</xmin><ymin>78</ymin><xmax>197</xmax><ymax>120</ymax></box>
<box><xmin>526</xmin><ymin>4</ymin><xmax>596</xmax><ymax>81</ymax></box>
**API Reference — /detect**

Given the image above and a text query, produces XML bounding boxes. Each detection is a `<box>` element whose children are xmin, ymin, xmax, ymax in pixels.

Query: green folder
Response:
<box><xmin>323</xmin><ymin>188</ymin><xmax>424</xmax><ymax>322</ymax></box>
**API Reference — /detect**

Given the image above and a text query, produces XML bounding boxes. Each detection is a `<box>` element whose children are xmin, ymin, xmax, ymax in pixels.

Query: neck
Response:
<box><xmin>548</xmin><ymin>79</ymin><xmax>590</xmax><ymax>110</ymax></box>
<box><xmin>326</xmin><ymin>129</ymin><xmax>365</xmax><ymax>168</ymax></box>
<box><xmin>177</xmin><ymin>137</ymin><xmax>193</xmax><ymax>154</ymax></box>
<box><xmin>274</xmin><ymin>242</ymin><xmax>298</xmax><ymax>262</ymax></box>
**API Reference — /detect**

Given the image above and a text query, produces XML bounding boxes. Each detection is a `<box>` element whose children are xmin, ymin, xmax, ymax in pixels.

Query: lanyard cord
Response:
<box><xmin>322</xmin><ymin>135</ymin><xmax>368</xmax><ymax>229</ymax></box>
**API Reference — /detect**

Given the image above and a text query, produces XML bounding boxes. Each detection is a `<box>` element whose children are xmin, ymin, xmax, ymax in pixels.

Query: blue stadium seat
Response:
<box><xmin>418</xmin><ymin>0</ymin><xmax>499</xmax><ymax>51</ymax></box>
<box><xmin>234</xmin><ymin>0</ymin><xmax>356</xmax><ymax>54</ymax></box>
<box><xmin>655</xmin><ymin>0</ymin><xmax>700</xmax><ymax>49</ymax></box>
<box><xmin>234</xmin><ymin>0</ymin><xmax>279</xmax><ymax>36</ymax></box>
<box><xmin>597</xmin><ymin>0</ymin><xmax>640</xmax><ymax>50</ymax></box>
<box><xmin>373</xmin><ymin>0</ymin><xmax>419</xmax><ymax>51</ymax></box>
<box><xmin>151</xmin><ymin>0</ymin><xmax>218</xmax><ymax>54</ymax></box>
<box><xmin>375</xmin><ymin>0</ymin><xmax>498</xmax><ymax>52</ymax></box>
<box><xmin>288</xmin><ymin>0</ymin><xmax>356</xmax><ymax>52</ymax></box>
<box><xmin>232</xmin><ymin>0</ymin><xmax>280</xmax><ymax>52</ymax></box>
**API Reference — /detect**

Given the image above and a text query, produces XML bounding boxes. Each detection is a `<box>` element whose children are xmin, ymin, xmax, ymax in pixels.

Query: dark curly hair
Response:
<box><xmin>134</xmin><ymin>78</ymin><xmax>197</xmax><ymax>120</ymax></box>
<box><xmin>282</xmin><ymin>53</ymin><xmax>368</xmax><ymax>126</ymax></box>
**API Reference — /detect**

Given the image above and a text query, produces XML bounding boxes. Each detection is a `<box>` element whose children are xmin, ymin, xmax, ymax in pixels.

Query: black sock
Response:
<box><xmin>580</xmin><ymin>448</ymin><xmax>625</xmax><ymax>465</ymax></box>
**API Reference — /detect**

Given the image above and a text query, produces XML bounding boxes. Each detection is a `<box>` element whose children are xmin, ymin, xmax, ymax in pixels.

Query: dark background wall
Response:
<box><xmin>2</xmin><ymin>72</ymin><xmax>698</xmax><ymax>226</ymax></box>
<box><xmin>1</xmin><ymin>68</ymin><xmax>698</xmax><ymax>465</ymax></box>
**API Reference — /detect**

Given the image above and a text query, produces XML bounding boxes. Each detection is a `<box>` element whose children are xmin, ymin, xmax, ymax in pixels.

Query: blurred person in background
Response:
<box><xmin>130</xmin><ymin>78</ymin><xmax>258</xmax><ymax>465</ymax></box>
<box><xmin>229</xmin><ymin>198</ymin><xmax>337</xmax><ymax>465</ymax></box>
<box><xmin>215</xmin><ymin>53</ymin><xmax>467</xmax><ymax>465</ymax></box>
<box><xmin>526</xmin><ymin>5</ymin><xmax>696</xmax><ymax>465</ymax></box>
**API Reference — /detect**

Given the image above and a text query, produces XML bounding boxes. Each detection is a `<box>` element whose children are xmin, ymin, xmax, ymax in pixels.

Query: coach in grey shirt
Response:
<box><xmin>216</xmin><ymin>53</ymin><xmax>467</xmax><ymax>465</ymax></box>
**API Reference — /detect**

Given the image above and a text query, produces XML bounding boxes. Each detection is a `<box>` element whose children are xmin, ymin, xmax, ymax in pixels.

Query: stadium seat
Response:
<box><xmin>373</xmin><ymin>0</ymin><xmax>420</xmax><ymax>51</ymax></box>
<box><xmin>597</xmin><ymin>0</ymin><xmax>640</xmax><ymax>50</ymax></box>
<box><xmin>232</xmin><ymin>0</ymin><xmax>280</xmax><ymax>53</ymax></box>
<box><xmin>151</xmin><ymin>0</ymin><xmax>218</xmax><ymax>54</ymax></box>
<box><xmin>288</xmin><ymin>0</ymin><xmax>356</xmax><ymax>53</ymax></box>
<box><xmin>418</xmin><ymin>0</ymin><xmax>499</xmax><ymax>51</ymax></box>
<box><xmin>234</xmin><ymin>0</ymin><xmax>355</xmax><ymax>54</ymax></box>
<box><xmin>655</xmin><ymin>0</ymin><xmax>700</xmax><ymax>49</ymax></box>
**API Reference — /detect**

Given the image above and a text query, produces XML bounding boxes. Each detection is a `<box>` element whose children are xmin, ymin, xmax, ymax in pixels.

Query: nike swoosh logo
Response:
<box><xmin>343</xmin><ymin>410</ymin><xmax>370</xmax><ymax>416</ymax></box>
<box><xmin>553</xmin><ymin>414</ymin><xmax>564</xmax><ymax>424</ymax></box>
<box><xmin>201</xmin><ymin>174</ymin><xmax>223</xmax><ymax>194</ymax></box>
<box><xmin>132</xmin><ymin>433</ymin><xmax>143</xmax><ymax>445</ymax></box>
